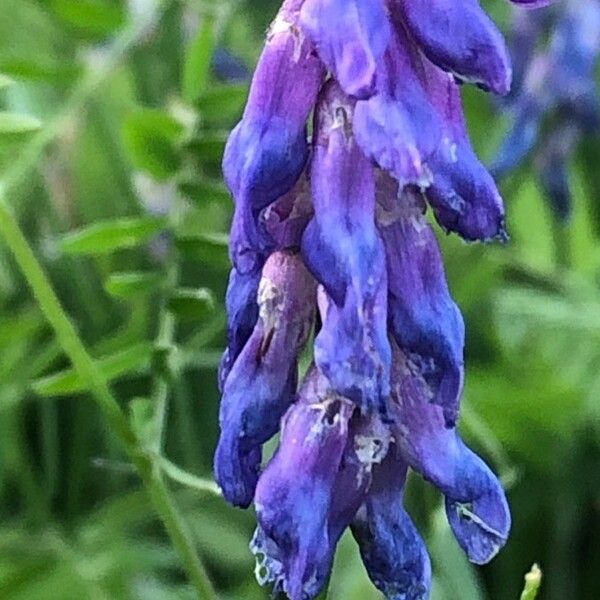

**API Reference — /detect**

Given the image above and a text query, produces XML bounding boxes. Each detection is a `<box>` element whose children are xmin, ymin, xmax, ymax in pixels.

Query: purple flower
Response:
<box><xmin>421</xmin><ymin>62</ymin><xmax>507</xmax><ymax>242</ymax></box>
<box><xmin>301</xmin><ymin>82</ymin><xmax>391</xmax><ymax>415</ymax></box>
<box><xmin>223</xmin><ymin>0</ymin><xmax>325</xmax><ymax>273</ymax></box>
<box><xmin>215</xmin><ymin>251</ymin><xmax>316</xmax><ymax>507</ymax></box>
<box><xmin>252</xmin><ymin>369</ymin><xmax>356</xmax><ymax>599</ymax></box>
<box><xmin>299</xmin><ymin>0</ymin><xmax>390</xmax><ymax>98</ymax></box>
<box><xmin>352</xmin><ymin>449</ymin><xmax>432</xmax><ymax>600</ymax></box>
<box><xmin>377</xmin><ymin>178</ymin><xmax>465</xmax><ymax>427</ymax></box>
<box><xmin>353</xmin><ymin>24</ymin><xmax>441</xmax><ymax>187</ymax></box>
<box><xmin>389</xmin><ymin>343</ymin><xmax>511</xmax><ymax>564</ymax></box>
<box><xmin>492</xmin><ymin>0</ymin><xmax>600</xmax><ymax>220</ymax></box>
<box><xmin>393</xmin><ymin>0</ymin><xmax>512</xmax><ymax>95</ymax></box>
<box><xmin>216</xmin><ymin>0</ymin><xmax>535</xmax><ymax>596</ymax></box>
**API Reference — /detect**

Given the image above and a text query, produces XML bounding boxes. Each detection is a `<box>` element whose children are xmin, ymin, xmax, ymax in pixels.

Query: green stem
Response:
<box><xmin>150</xmin><ymin>261</ymin><xmax>178</xmax><ymax>453</ymax></box>
<box><xmin>0</xmin><ymin>197</ymin><xmax>217</xmax><ymax>600</ymax></box>
<box><xmin>551</xmin><ymin>218</ymin><xmax>571</xmax><ymax>270</ymax></box>
<box><xmin>159</xmin><ymin>456</ymin><xmax>221</xmax><ymax>496</ymax></box>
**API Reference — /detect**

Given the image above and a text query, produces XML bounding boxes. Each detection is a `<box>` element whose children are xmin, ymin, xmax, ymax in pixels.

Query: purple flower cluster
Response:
<box><xmin>492</xmin><ymin>0</ymin><xmax>600</xmax><ymax>220</ymax></box>
<box><xmin>215</xmin><ymin>1</ymin><xmax>547</xmax><ymax>598</ymax></box>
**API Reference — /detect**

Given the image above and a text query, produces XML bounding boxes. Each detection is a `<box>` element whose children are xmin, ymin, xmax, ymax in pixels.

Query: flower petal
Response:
<box><xmin>509</xmin><ymin>0</ymin><xmax>553</xmax><ymax>8</ymax></box>
<box><xmin>253</xmin><ymin>368</ymin><xmax>354</xmax><ymax>600</ymax></box>
<box><xmin>302</xmin><ymin>82</ymin><xmax>392</xmax><ymax>415</ymax></box>
<box><xmin>393</xmin><ymin>0</ymin><xmax>512</xmax><ymax>95</ymax></box>
<box><xmin>378</xmin><ymin>180</ymin><xmax>465</xmax><ymax>427</ymax></box>
<box><xmin>261</xmin><ymin>174</ymin><xmax>313</xmax><ymax>250</ymax></box>
<box><xmin>223</xmin><ymin>1</ymin><xmax>324</xmax><ymax>271</ymax></box>
<box><xmin>220</xmin><ymin>176</ymin><xmax>315</xmax><ymax>388</ymax></box>
<box><xmin>422</xmin><ymin>66</ymin><xmax>507</xmax><ymax>242</ymax></box>
<box><xmin>353</xmin><ymin>27</ymin><xmax>441</xmax><ymax>187</ymax></box>
<box><xmin>489</xmin><ymin>97</ymin><xmax>542</xmax><ymax>178</ymax></box>
<box><xmin>537</xmin><ymin>124</ymin><xmax>580</xmax><ymax>222</ymax></box>
<box><xmin>390</xmin><ymin>343</ymin><xmax>511</xmax><ymax>564</ymax></box>
<box><xmin>352</xmin><ymin>448</ymin><xmax>432</xmax><ymax>600</ymax></box>
<box><xmin>218</xmin><ymin>267</ymin><xmax>261</xmax><ymax>389</ymax></box>
<box><xmin>215</xmin><ymin>251</ymin><xmax>316</xmax><ymax>507</ymax></box>
<box><xmin>299</xmin><ymin>0</ymin><xmax>390</xmax><ymax>98</ymax></box>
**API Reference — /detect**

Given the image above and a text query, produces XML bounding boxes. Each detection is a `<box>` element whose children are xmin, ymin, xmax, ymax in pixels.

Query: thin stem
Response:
<box><xmin>150</xmin><ymin>261</ymin><xmax>178</xmax><ymax>453</ymax></box>
<box><xmin>0</xmin><ymin>197</ymin><xmax>218</xmax><ymax>600</ymax></box>
<box><xmin>551</xmin><ymin>218</ymin><xmax>571</xmax><ymax>270</ymax></box>
<box><xmin>159</xmin><ymin>456</ymin><xmax>222</xmax><ymax>496</ymax></box>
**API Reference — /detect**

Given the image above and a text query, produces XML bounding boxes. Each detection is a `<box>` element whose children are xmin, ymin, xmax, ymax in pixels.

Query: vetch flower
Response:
<box><xmin>215</xmin><ymin>250</ymin><xmax>316</xmax><ymax>507</ymax></box>
<box><xmin>377</xmin><ymin>180</ymin><xmax>465</xmax><ymax>427</ymax></box>
<box><xmin>216</xmin><ymin>0</ymin><xmax>537</xmax><ymax>597</ymax></box>
<box><xmin>351</xmin><ymin>448</ymin><xmax>432</xmax><ymax>600</ymax></box>
<box><xmin>492</xmin><ymin>0</ymin><xmax>600</xmax><ymax>220</ymax></box>
<box><xmin>223</xmin><ymin>0</ymin><xmax>325</xmax><ymax>273</ymax></box>
<box><xmin>302</xmin><ymin>82</ymin><xmax>391</xmax><ymax>415</ymax></box>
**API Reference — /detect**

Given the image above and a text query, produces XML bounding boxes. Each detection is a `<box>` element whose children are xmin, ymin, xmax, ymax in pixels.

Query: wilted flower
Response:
<box><xmin>491</xmin><ymin>0</ymin><xmax>600</xmax><ymax>220</ymax></box>
<box><xmin>215</xmin><ymin>0</ymin><xmax>540</xmax><ymax>598</ymax></box>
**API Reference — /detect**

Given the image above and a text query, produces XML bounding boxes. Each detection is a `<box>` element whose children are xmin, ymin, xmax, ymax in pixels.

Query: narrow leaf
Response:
<box><xmin>182</xmin><ymin>17</ymin><xmax>215</xmax><ymax>104</ymax></box>
<box><xmin>185</xmin><ymin>132</ymin><xmax>228</xmax><ymax>163</ymax></box>
<box><xmin>168</xmin><ymin>288</ymin><xmax>215</xmax><ymax>321</ymax></box>
<box><xmin>0</xmin><ymin>112</ymin><xmax>42</xmax><ymax>134</ymax></box>
<box><xmin>104</xmin><ymin>271</ymin><xmax>161</xmax><ymax>298</ymax></box>
<box><xmin>176</xmin><ymin>234</ymin><xmax>229</xmax><ymax>269</ymax></box>
<box><xmin>159</xmin><ymin>457</ymin><xmax>221</xmax><ymax>495</ymax></box>
<box><xmin>32</xmin><ymin>343</ymin><xmax>154</xmax><ymax>397</ymax></box>
<box><xmin>123</xmin><ymin>109</ymin><xmax>184</xmax><ymax>180</ymax></box>
<box><xmin>196</xmin><ymin>84</ymin><xmax>247</xmax><ymax>124</ymax></box>
<box><xmin>60</xmin><ymin>217</ymin><xmax>166</xmax><ymax>255</ymax></box>
<box><xmin>178</xmin><ymin>178</ymin><xmax>230</xmax><ymax>207</ymax></box>
<box><xmin>51</xmin><ymin>0</ymin><xmax>126</xmax><ymax>35</ymax></box>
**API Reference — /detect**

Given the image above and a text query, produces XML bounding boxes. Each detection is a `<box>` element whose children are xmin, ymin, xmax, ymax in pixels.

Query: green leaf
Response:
<box><xmin>182</xmin><ymin>16</ymin><xmax>215</xmax><ymax>104</ymax></box>
<box><xmin>520</xmin><ymin>565</ymin><xmax>542</xmax><ymax>600</ymax></box>
<box><xmin>32</xmin><ymin>343</ymin><xmax>154</xmax><ymax>397</ymax></box>
<box><xmin>0</xmin><ymin>58</ymin><xmax>80</xmax><ymax>83</ymax></box>
<box><xmin>167</xmin><ymin>288</ymin><xmax>215</xmax><ymax>321</ymax></box>
<box><xmin>0</xmin><ymin>111</ymin><xmax>41</xmax><ymax>134</ymax></box>
<box><xmin>50</xmin><ymin>0</ymin><xmax>125</xmax><ymax>35</ymax></box>
<box><xmin>178</xmin><ymin>178</ymin><xmax>230</xmax><ymax>207</ymax></box>
<box><xmin>104</xmin><ymin>271</ymin><xmax>161</xmax><ymax>299</ymax></box>
<box><xmin>175</xmin><ymin>234</ymin><xmax>229</xmax><ymax>269</ymax></box>
<box><xmin>186</xmin><ymin>132</ymin><xmax>228</xmax><ymax>164</ymax></box>
<box><xmin>60</xmin><ymin>217</ymin><xmax>166</xmax><ymax>255</ymax></box>
<box><xmin>123</xmin><ymin>109</ymin><xmax>184</xmax><ymax>180</ymax></box>
<box><xmin>197</xmin><ymin>84</ymin><xmax>247</xmax><ymax>125</ymax></box>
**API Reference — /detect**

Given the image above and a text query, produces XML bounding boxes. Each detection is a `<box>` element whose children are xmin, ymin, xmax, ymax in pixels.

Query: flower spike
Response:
<box><xmin>216</xmin><ymin>0</ymin><xmax>531</xmax><ymax>595</ymax></box>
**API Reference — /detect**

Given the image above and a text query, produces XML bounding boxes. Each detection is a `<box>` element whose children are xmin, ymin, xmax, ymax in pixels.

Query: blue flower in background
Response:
<box><xmin>212</xmin><ymin>47</ymin><xmax>250</xmax><ymax>82</ymax></box>
<box><xmin>491</xmin><ymin>0</ymin><xmax>600</xmax><ymax>221</ymax></box>
<box><xmin>214</xmin><ymin>0</ymin><xmax>546</xmax><ymax>598</ymax></box>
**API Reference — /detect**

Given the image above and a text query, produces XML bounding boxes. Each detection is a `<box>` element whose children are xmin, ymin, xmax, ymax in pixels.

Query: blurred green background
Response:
<box><xmin>0</xmin><ymin>0</ymin><xmax>599</xmax><ymax>599</ymax></box>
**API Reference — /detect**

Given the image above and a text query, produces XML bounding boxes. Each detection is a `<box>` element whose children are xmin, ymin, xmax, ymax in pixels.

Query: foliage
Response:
<box><xmin>0</xmin><ymin>1</ymin><xmax>599</xmax><ymax>599</ymax></box>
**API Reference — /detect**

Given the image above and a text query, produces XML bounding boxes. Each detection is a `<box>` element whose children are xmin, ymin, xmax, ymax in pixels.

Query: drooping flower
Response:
<box><xmin>491</xmin><ymin>0</ymin><xmax>600</xmax><ymax>221</ymax></box>
<box><xmin>216</xmin><ymin>0</ymin><xmax>541</xmax><ymax>598</ymax></box>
